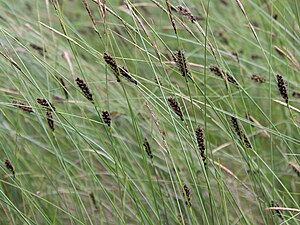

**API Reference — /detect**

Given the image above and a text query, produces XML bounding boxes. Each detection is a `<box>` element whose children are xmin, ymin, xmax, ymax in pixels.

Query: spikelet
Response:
<box><xmin>271</xmin><ymin>201</ymin><xmax>283</xmax><ymax>220</ymax></box>
<box><xmin>37</xmin><ymin>98</ymin><xmax>55</xmax><ymax>111</ymax></box>
<box><xmin>89</xmin><ymin>192</ymin><xmax>98</xmax><ymax>210</ymax></box>
<box><xmin>102</xmin><ymin>111</ymin><xmax>111</xmax><ymax>127</ymax></box>
<box><xmin>251</xmin><ymin>74</ymin><xmax>266</xmax><ymax>83</ymax></box>
<box><xmin>173</xmin><ymin>50</ymin><xmax>190</xmax><ymax>77</ymax></box>
<box><xmin>195</xmin><ymin>125</ymin><xmax>206</xmax><ymax>164</ymax></box>
<box><xmin>4</xmin><ymin>159</ymin><xmax>15</xmax><ymax>177</ymax></box>
<box><xmin>176</xmin><ymin>5</ymin><xmax>196</xmax><ymax>23</ymax></box>
<box><xmin>75</xmin><ymin>77</ymin><xmax>94</xmax><ymax>103</ymax></box>
<box><xmin>292</xmin><ymin>91</ymin><xmax>300</xmax><ymax>98</ymax></box>
<box><xmin>119</xmin><ymin>66</ymin><xmax>137</xmax><ymax>85</ymax></box>
<box><xmin>209</xmin><ymin>65</ymin><xmax>238</xmax><ymax>85</ymax></box>
<box><xmin>59</xmin><ymin>77</ymin><xmax>68</xmax><ymax>99</ymax></box>
<box><xmin>143</xmin><ymin>138</ymin><xmax>153</xmax><ymax>159</ymax></box>
<box><xmin>230</xmin><ymin>116</ymin><xmax>252</xmax><ymax>148</ymax></box>
<box><xmin>12</xmin><ymin>100</ymin><xmax>34</xmax><ymax>113</ymax></box>
<box><xmin>46</xmin><ymin>111</ymin><xmax>55</xmax><ymax>131</ymax></box>
<box><xmin>183</xmin><ymin>184</ymin><xmax>191</xmax><ymax>207</ymax></box>
<box><xmin>289</xmin><ymin>162</ymin><xmax>300</xmax><ymax>177</ymax></box>
<box><xmin>103</xmin><ymin>53</ymin><xmax>121</xmax><ymax>82</ymax></box>
<box><xmin>103</xmin><ymin>53</ymin><xmax>137</xmax><ymax>84</ymax></box>
<box><xmin>276</xmin><ymin>74</ymin><xmax>288</xmax><ymax>103</ymax></box>
<box><xmin>167</xmin><ymin>97</ymin><xmax>184</xmax><ymax>121</ymax></box>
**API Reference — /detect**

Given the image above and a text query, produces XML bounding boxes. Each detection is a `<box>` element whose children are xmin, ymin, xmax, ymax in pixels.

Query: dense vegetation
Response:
<box><xmin>0</xmin><ymin>0</ymin><xmax>299</xmax><ymax>224</ymax></box>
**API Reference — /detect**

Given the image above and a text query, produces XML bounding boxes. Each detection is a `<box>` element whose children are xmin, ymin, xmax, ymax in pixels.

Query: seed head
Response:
<box><xmin>59</xmin><ymin>77</ymin><xmax>68</xmax><ymax>99</ymax></box>
<box><xmin>103</xmin><ymin>53</ymin><xmax>121</xmax><ymax>82</ymax></box>
<box><xmin>12</xmin><ymin>100</ymin><xmax>34</xmax><ymax>113</ymax></box>
<box><xmin>173</xmin><ymin>50</ymin><xmax>190</xmax><ymax>77</ymax></box>
<box><xmin>230</xmin><ymin>116</ymin><xmax>252</xmax><ymax>148</ymax></box>
<box><xmin>46</xmin><ymin>111</ymin><xmax>55</xmax><ymax>131</ymax></box>
<box><xmin>209</xmin><ymin>65</ymin><xmax>238</xmax><ymax>85</ymax></box>
<box><xmin>251</xmin><ymin>74</ymin><xmax>266</xmax><ymax>83</ymax></box>
<box><xmin>176</xmin><ymin>5</ymin><xmax>196</xmax><ymax>23</ymax></box>
<box><xmin>102</xmin><ymin>111</ymin><xmax>111</xmax><ymax>127</ymax></box>
<box><xmin>37</xmin><ymin>98</ymin><xmax>55</xmax><ymax>111</ymax></box>
<box><xmin>75</xmin><ymin>77</ymin><xmax>94</xmax><ymax>103</ymax></box>
<box><xmin>195</xmin><ymin>125</ymin><xmax>206</xmax><ymax>163</ymax></box>
<box><xmin>183</xmin><ymin>183</ymin><xmax>191</xmax><ymax>207</ymax></box>
<box><xmin>143</xmin><ymin>138</ymin><xmax>153</xmax><ymax>159</ymax></box>
<box><xmin>4</xmin><ymin>159</ymin><xmax>15</xmax><ymax>176</ymax></box>
<box><xmin>167</xmin><ymin>97</ymin><xmax>184</xmax><ymax>121</ymax></box>
<box><xmin>292</xmin><ymin>91</ymin><xmax>300</xmax><ymax>98</ymax></box>
<box><xmin>276</xmin><ymin>74</ymin><xmax>288</xmax><ymax>103</ymax></box>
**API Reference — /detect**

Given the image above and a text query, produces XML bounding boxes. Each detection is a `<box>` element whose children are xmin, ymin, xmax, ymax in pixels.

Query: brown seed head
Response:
<box><xmin>46</xmin><ymin>111</ymin><xmax>55</xmax><ymax>131</ymax></box>
<box><xmin>176</xmin><ymin>5</ymin><xmax>196</xmax><ymax>23</ymax></box>
<box><xmin>143</xmin><ymin>138</ymin><xmax>153</xmax><ymax>159</ymax></box>
<box><xmin>173</xmin><ymin>50</ymin><xmax>190</xmax><ymax>77</ymax></box>
<box><xmin>102</xmin><ymin>110</ymin><xmax>111</xmax><ymax>127</ymax></box>
<box><xmin>37</xmin><ymin>98</ymin><xmax>55</xmax><ymax>111</ymax></box>
<box><xmin>276</xmin><ymin>74</ymin><xmax>288</xmax><ymax>103</ymax></box>
<box><xmin>195</xmin><ymin>125</ymin><xmax>206</xmax><ymax>163</ymax></box>
<box><xmin>4</xmin><ymin>159</ymin><xmax>15</xmax><ymax>176</ymax></box>
<box><xmin>12</xmin><ymin>100</ymin><xmax>34</xmax><ymax>113</ymax></box>
<box><xmin>230</xmin><ymin>116</ymin><xmax>252</xmax><ymax>148</ymax></box>
<box><xmin>209</xmin><ymin>65</ymin><xmax>238</xmax><ymax>85</ymax></box>
<box><xmin>183</xmin><ymin>183</ymin><xmax>191</xmax><ymax>207</ymax></box>
<box><xmin>75</xmin><ymin>77</ymin><xmax>94</xmax><ymax>103</ymax></box>
<box><xmin>292</xmin><ymin>91</ymin><xmax>300</xmax><ymax>98</ymax></box>
<box><xmin>167</xmin><ymin>97</ymin><xmax>184</xmax><ymax>121</ymax></box>
<box><xmin>251</xmin><ymin>74</ymin><xmax>266</xmax><ymax>83</ymax></box>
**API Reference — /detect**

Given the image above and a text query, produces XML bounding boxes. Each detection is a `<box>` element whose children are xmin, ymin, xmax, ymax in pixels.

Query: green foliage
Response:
<box><xmin>0</xmin><ymin>0</ymin><xmax>299</xmax><ymax>224</ymax></box>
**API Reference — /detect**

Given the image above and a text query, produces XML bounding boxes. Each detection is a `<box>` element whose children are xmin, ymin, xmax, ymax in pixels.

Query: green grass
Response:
<box><xmin>0</xmin><ymin>0</ymin><xmax>299</xmax><ymax>224</ymax></box>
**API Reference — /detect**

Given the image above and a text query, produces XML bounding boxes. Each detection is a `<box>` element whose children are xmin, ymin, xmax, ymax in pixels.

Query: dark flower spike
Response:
<box><xmin>251</xmin><ymin>74</ymin><xmax>266</xmax><ymax>83</ymax></box>
<box><xmin>176</xmin><ymin>5</ymin><xmax>196</xmax><ymax>23</ymax></box>
<box><xmin>276</xmin><ymin>74</ymin><xmax>288</xmax><ymax>104</ymax></box>
<box><xmin>59</xmin><ymin>77</ymin><xmax>68</xmax><ymax>99</ymax></box>
<box><xmin>102</xmin><ymin>111</ymin><xmax>111</xmax><ymax>127</ymax></box>
<box><xmin>46</xmin><ymin>111</ymin><xmax>55</xmax><ymax>131</ymax></box>
<box><xmin>37</xmin><ymin>98</ymin><xmax>55</xmax><ymax>111</ymax></box>
<box><xmin>143</xmin><ymin>138</ymin><xmax>153</xmax><ymax>159</ymax></box>
<box><xmin>12</xmin><ymin>100</ymin><xmax>34</xmax><ymax>113</ymax></box>
<box><xmin>167</xmin><ymin>97</ymin><xmax>184</xmax><ymax>121</ymax></box>
<box><xmin>103</xmin><ymin>53</ymin><xmax>121</xmax><ymax>82</ymax></box>
<box><xmin>5</xmin><ymin>159</ymin><xmax>15</xmax><ymax>177</ymax></box>
<box><xmin>75</xmin><ymin>77</ymin><xmax>94</xmax><ymax>103</ymax></box>
<box><xmin>103</xmin><ymin>53</ymin><xmax>137</xmax><ymax>85</ymax></box>
<box><xmin>183</xmin><ymin>183</ymin><xmax>191</xmax><ymax>207</ymax></box>
<box><xmin>195</xmin><ymin>125</ymin><xmax>206</xmax><ymax>164</ymax></box>
<box><xmin>292</xmin><ymin>91</ymin><xmax>300</xmax><ymax>98</ymax></box>
<box><xmin>209</xmin><ymin>65</ymin><xmax>238</xmax><ymax>85</ymax></box>
<box><xmin>173</xmin><ymin>50</ymin><xmax>190</xmax><ymax>78</ymax></box>
<box><xmin>230</xmin><ymin>116</ymin><xmax>252</xmax><ymax>149</ymax></box>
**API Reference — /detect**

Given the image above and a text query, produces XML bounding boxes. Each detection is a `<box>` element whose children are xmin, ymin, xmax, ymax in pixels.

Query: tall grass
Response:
<box><xmin>0</xmin><ymin>0</ymin><xmax>299</xmax><ymax>224</ymax></box>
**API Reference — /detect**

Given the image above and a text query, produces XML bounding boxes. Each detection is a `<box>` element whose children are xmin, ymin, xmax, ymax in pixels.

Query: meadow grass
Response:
<box><xmin>0</xmin><ymin>0</ymin><xmax>299</xmax><ymax>224</ymax></box>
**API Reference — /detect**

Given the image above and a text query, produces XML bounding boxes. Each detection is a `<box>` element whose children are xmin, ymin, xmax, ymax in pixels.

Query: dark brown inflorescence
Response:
<box><xmin>102</xmin><ymin>111</ymin><xmax>111</xmax><ymax>127</ymax></box>
<box><xmin>37</xmin><ymin>98</ymin><xmax>55</xmax><ymax>111</ymax></box>
<box><xmin>183</xmin><ymin>183</ymin><xmax>191</xmax><ymax>207</ymax></box>
<box><xmin>251</xmin><ymin>74</ymin><xmax>266</xmax><ymax>83</ymax></box>
<box><xmin>12</xmin><ymin>100</ymin><xmax>34</xmax><ymax>113</ymax></box>
<box><xmin>271</xmin><ymin>201</ymin><xmax>283</xmax><ymax>220</ymax></box>
<box><xmin>167</xmin><ymin>97</ymin><xmax>184</xmax><ymax>121</ymax></box>
<box><xmin>59</xmin><ymin>77</ymin><xmax>68</xmax><ymax>99</ymax></box>
<box><xmin>209</xmin><ymin>65</ymin><xmax>238</xmax><ymax>85</ymax></box>
<box><xmin>173</xmin><ymin>50</ymin><xmax>190</xmax><ymax>77</ymax></box>
<box><xmin>292</xmin><ymin>91</ymin><xmax>300</xmax><ymax>98</ymax></box>
<box><xmin>75</xmin><ymin>77</ymin><xmax>94</xmax><ymax>103</ymax></box>
<box><xmin>276</xmin><ymin>74</ymin><xmax>288</xmax><ymax>103</ymax></box>
<box><xmin>46</xmin><ymin>111</ymin><xmax>55</xmax><ymax>131</ymax></box>
<box><xmin>176</xmin><ymin>5</ymin><xmax>196</xmax><ymax>23</ymax></box>
<box><xmin>289</xmin><ymin>162</ymin><xmax>300</xmax><ymax>177</ymax></box>
<box><xmin>230</xmin><ymin>116</ymin><xmax>252</xmax><ymax>149</ymax></box>
<box><xmin>103</xmin><ymin>53</ymin><xmax>137</xmax><ymax>84</ymax></box>
<box><xmin>89</xmin><ymin>192</ymin><xmax>98</xmax><ymax>210</ymax></box>
<box><xmin>4</xmin><ymin>159</ymin><xmax>15</xmax><ymax>176</ymax></box>
<box><xmin>195</xmin><ymin>125</ymin><xmax>206</xmax><ymax>164</ymax></box>
<box><xmin>143</xmin><ymin>138</ymin><xmax>153</xmax><ymax>159</ymax></box>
